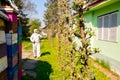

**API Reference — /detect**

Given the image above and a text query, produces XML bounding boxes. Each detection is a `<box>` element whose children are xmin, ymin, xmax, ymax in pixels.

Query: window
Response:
<box><xmin>98</xmin><ymin>11</ymin><xmax>118</xmax><ymax>42</ymax></box>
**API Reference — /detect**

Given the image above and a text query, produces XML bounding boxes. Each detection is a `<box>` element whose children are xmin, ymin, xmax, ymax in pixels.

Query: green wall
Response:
<box><xmin>84</xmin><ymin>1</ymin><xmax>120</xmax><ymax>62</ymax></box>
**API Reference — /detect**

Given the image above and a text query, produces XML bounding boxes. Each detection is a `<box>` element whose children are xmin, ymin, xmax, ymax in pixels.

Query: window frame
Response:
<box><xmin>97</xmin><ymin>11</ymin><xmax>118</xmax><ymax>42</ymax></box>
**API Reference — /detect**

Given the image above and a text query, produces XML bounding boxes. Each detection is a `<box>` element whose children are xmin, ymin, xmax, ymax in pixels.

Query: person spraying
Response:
<box><xmin>30</xmin><ymin>29</ymin><xmax>42</xmax><ymax>58</ymax></box>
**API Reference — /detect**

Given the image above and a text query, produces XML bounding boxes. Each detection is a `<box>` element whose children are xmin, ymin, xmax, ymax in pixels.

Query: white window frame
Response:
<box><xmin>98</xmin><ymin>11</ymin><xmax>118</xmax><ymax>42</ymax></box>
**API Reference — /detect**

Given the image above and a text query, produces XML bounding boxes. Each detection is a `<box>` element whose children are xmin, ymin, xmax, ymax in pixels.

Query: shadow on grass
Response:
<box><xmin>35</xmin><ymin>60</ymin><xmax>53</xmax><ymax>80</ymax></box>
<box><xmin>22</xmin><ymin>59</ymin><xmax>53</xmax><ymax>80</ymax></box>
<box><xmin>41</xmin><ymin>52</ymin><xmax>50</xmax><ymax>57</ymax></box>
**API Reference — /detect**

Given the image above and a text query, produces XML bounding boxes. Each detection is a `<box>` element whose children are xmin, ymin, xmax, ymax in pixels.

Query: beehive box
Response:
<box><xmin>0</xmin><ymin>69</ymin><xmax>8</xmax><ymax>80</ymax></box>
<box><xmin>0</xmin><ymin>43</ymin><xmax>7</xmax><ymax>58</ymax></box>
<box><xmin>8</xmin><ymin>72</ymin><xmax>18</xmax><ymax>80</ymax></box>
<box><xmin>18</xmin><ymin>35</ymin><xmax>22</xmax><ymax>44</ymax></box>
<box><xmin>18</xmin><ymin>44</ymin><xmax>22</xmax><ymax>53</ymax></box>
<box><xmin>7</xmin><ymin>53</ymin><xmax>18</xmax><ymax>68</ymax></box>
<box><xmin>7</xmin><ymin>64</ymin><xmax>18</xmax><ymax>80</ymax></box>
<box><xmin>0</xmin><ymin>27</ymin><xmax>5</xmax><ymax>31</ymax></box>
<box><xmin>17</xmin><ymin>69</ymin><xmax>22</xmax><ymax>80</ymax></box>
<box><xmin>0</xmin><ymin>30</ymin><xmax>6</xmax><ymax>44</ymax></box>
<box><xmin>18</xmin><ymin>56</ymin><xmax>22</xmax><ymax>80</ymax></box>
<box><xmin>13</xmin><ymin>72</ymin><xmax>18</xmax><ymax>80</ymax></box>
<box><xmin>6</xmin><ymin>33</ymin><xmax>18</xmax><ymax>45</ymax></box>
<box><xmin>0</xmin><ymin>56</ymin><xmax>8</xmax><ymax>73</ymax></box>
<box><xmin>5</xmin><ymin>13</ymin><xmax>17</xmax><ymax>22</ymax></box>
<box><xmin>18</xmin><ymin>51</ymin><xmax>22</xmax><ymax>61</ymax></box>
<box><xmin>0</xmin><ymin>19</ymin><xmax>5</xmax><ymax>30</ymax></box>
<box><xmin>18</xmin><ymin>26</ymin><xmax>22</xmax><ymax>35</ymax></box>
<box><xmin>5</xmin><ymin>22</ymin><xmax>18</xmax><ymax>33</ymax></box>
<box><xmin>18</xmin><ymin>57</ymin><xmax>22</xmax><ymax>70</ymax></box>
<box><xmin>18</xmin><ymin>50</ymin><xmax>22</xmax><ymax>70</ymax></box>
<box><xmin>7</xmin><ymin>43</ymin><xmax>18</xmax><ymax>57</ymax></box>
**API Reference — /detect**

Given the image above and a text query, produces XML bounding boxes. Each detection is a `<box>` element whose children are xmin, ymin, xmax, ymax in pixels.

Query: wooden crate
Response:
<box><xmin>18</xmin><ymin>57</ymin><xmax>22</xmax><ymax>70</ymax></box>
<box><xmin>8</xmin><ymin>53</ymin><xmax>18</xmax><ymax>68</ymax></box>
<box><xmin>18</xmin><ymin>35</ymin><xmax>22</xmax><ymax>44</ymax></box>
<box><xmin>18</xmin><ymin>69</ymin><xmax>22</xmax><ymax>80</ymax></box>
<box><xmin>0</xmin><ymin>43</ymin><xmax>7</xmax><ymax>58</ymax></box>
<box><xmin>0</xmin><ymin>18</ymin><xmax>5</xmax><ymax>30</ymax></box>
<box><xmin>0</xmin><ymin>30</ymin><xmax>6</xmax><ymax>44</ymax></box>
<box><xmin>18</xmin><ymin>52</ymin><xmax>22</xmax><ymax>61</ymax></box>
<box><xmin>5</xmin><ymin>13</ymin><xmax>17</xmax><ymax>22</ymax></box>
<box><xmin>0</xmin><ymin>56</ymin><xmax>8</xmax><ymax>73</ymax></box>
<box><xmin>18</xmin><ymin>52</ymin><xmax>22</xmax><ymax>70</ymax></box>
<box><xmin>18</xmin><ymin>26</ymin><xmax>22</xmax><ymax>35</ymax></box>
<box><xmin>0</xmin><ymin>27</ymin><xmax>5</xmax><ymax>31</ymax></box>
<box><xmin>5</xmin><ymin>22</ymin><xmax>18</xmax><ymax>33</ymax></box>
<box><xmin>13</xmin><ymin>72</ymin><xmax>18</xmax><ymax>80</ymax></box>
<box><xmin>18</xmin><ymin>44</ymin><xmax>22</xmax><ymax>53</ymax></box>
<box><xmin>7</xmin><ymin>43</ymin><xmax>18</xmax><ymax>57</ymax></box>
<box><xmin>0</xmin><ymin>69</ymin><xmax>8</xmax><ymax>80</ymax></box>
<box><xmin>7</xmin><ymin>64</ymin><xmax>18</xmax><ymax>80</ymax></box>
<box><xmin>6</xmin><ymin>33</ymin><xmax>18</xmax><ymax>45</ymax></box>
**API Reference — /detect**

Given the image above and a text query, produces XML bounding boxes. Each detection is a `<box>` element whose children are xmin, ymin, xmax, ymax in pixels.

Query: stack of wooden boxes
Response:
<box><xmin>17</xmin><ymin>24</ymin><xmax>22</xmax><ymax>80</ymax></box>
<box><xmin>5</xmin><ymin>12</ymin><xmax>18</xmax><ymax>80</ymax></box>
<box><xmin>0</xmin><ymin>19</ymin><xmax>8</xmax><ymax>80</ymax></box>
<box><xmin>0</xmin><ymin>0</ymin><xmax>23</xmax><ymax>80</ymax></box>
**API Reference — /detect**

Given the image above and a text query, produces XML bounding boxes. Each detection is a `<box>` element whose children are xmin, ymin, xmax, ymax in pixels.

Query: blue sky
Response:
<box><xmin>29</xmin><ymin>0</ymin><xmax>47</xmax><ymax>27</ymax></box>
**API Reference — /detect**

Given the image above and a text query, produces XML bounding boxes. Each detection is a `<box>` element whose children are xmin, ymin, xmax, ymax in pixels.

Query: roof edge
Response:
<box><xmin>7</xmin><ymin>0</ymin><xmax>19</xmax><ymax>14</ymax></box>
<box><xmin>84</xmin><ymin>0</ymin><xmax>120</xmax><ymax>14</ymax></box>
<box><xmin>0</xmin><ymin>11</ymin><xmax>9</xmax><ymax>21</ymax></box>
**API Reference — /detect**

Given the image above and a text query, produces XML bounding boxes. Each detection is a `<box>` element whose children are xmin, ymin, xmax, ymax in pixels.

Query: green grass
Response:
<box><xmin>22</xmin><ymin>38</ymin><xmax>32</xmax><ymax>51</ymax></box>
<box><xmin>96</xmin><ymin>58</ymin><xmax>110</xmax><ymax>70</ymax></box>
<box><xmin>22</xmin><ymin>38</ymin><xmax>111</xmax><ymax>80</ymax></box>
<box><xmin>93</xmin><ymin>68</ymin><xmax>110</xmax><ymax>80</ymax></box>
<box><xmin>22</xmin><ymin>38</ymin><xmax>63</xmax><ymax>80</ymax></box>
<box><xmin>37</xmin><ymin>38</ymin><xmax>63</xmax><ymax>80</ymax></box>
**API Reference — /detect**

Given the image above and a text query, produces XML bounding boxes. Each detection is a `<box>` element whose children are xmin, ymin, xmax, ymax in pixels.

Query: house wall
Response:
<box><xmin>84</xmin><ymin>1</ymin><xmax>120</xmax><ymax>75</ymax></box>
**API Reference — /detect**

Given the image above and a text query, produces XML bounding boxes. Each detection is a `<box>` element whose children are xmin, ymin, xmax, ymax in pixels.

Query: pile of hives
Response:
<box><xmin>0</xmin><ymin>11</ymin><xmax>22</xmax><ymax>80</ymax></box>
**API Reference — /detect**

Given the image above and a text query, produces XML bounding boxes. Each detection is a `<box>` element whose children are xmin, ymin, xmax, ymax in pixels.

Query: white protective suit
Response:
<box><xmin>30</xmin><ymin>29</ymin><xmax>42</xmax><ymax>58</ymax></box>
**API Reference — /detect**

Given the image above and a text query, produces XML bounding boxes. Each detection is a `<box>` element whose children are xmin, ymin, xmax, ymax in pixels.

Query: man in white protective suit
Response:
<box><xmin>30</xmin><ymin>29</ymin><xmax>42</xmax><ymax>58</ymax></box>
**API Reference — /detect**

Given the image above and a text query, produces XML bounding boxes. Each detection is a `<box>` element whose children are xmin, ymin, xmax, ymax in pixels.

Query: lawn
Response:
<box><xmin>22</xmin><ymin>38</ymin><xmax>111</xmax><ymax>80</ymax></box>
<box><xmin>22</xmin><ymin>38</ymin><xmax>32</xmax><ymax>51</ymax></box>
